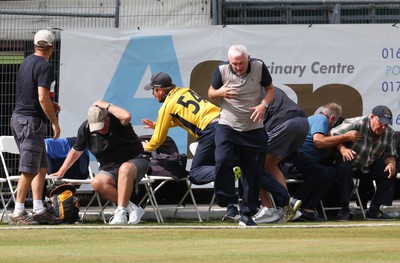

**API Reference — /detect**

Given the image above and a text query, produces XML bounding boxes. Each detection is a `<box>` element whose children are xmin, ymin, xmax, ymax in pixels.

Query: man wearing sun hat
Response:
<box><xmin>50</xmin><ymin>99</ymin><xmax>150</xmax><ymax>225</ymax></box>
<box><xmin>331</xmin><ymin>105</ymin><xmax>397</xmax><ymax>220</ymax></box>
<box><xmin>10</xmin><ymin>29</ymin><xmax>61</xmax><ymax>225</ymax></box>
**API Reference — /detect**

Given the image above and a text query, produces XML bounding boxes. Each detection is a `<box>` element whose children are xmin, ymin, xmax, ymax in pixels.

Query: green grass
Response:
<box><xmin>1</xmin><ymin>221</ymin><xmax>400</xmax><ymax>262</ymax></box>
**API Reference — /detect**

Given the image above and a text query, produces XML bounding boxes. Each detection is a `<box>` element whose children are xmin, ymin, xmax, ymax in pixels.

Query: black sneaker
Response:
<box><xmin>10</xmin><ymin>211</ymin><xmax>38</xmax><ymax>225</ymax></box>
<box><xmin>366</xmin><ymin>210</ymin><xmax>395</xmax><ymax>220</ymax></box>
<box><xmin>239</xmin><ymin>215</ymin><xmax>257</xmax><ymax>227</ymax></box>
<box><xmin>298</xmin><ymin>209</ymin><xmax>325</xmax><ymax>222</ymax></box>
<box><xmin>222</xmin><ymin>204</ymin><xmax>240</xmax><ymax>222</ymax></box>
<box><xmin>337</xmin><ymin>209</ymin><xmax>352</xmax><ymax>221</ymax></box>
<box><xmin>32</xmin><ymin>210</ymin><xmax>62</xmax><ymax>225</ymax></box>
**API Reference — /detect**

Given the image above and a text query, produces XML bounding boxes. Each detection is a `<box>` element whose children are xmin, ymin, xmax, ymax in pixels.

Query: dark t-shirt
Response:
<box><xmin>13</xmin><ymin>54</ymin><xmax>54</xmax><ymax>121</ymax></box>
<box><xmin>73</xmin><ymin>114</ymin><xmax>143</xmax><ymax>170</ymax></box>
<box><xmin>264</xmin><ymin>87</ymin><xmax>306</xmax><ymax>131</ymax></box>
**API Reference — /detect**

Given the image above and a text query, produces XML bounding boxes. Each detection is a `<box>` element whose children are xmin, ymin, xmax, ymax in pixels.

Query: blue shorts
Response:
<box><xmin>11</xmin><ymin>114</ymin><xmax>48</xmax><ymax>175</ymax></box>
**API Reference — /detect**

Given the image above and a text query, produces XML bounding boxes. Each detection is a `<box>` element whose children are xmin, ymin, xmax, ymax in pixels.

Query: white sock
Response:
<box><xmin>117</xmin><ymin>206</ymin><xmax>128</xmax><ymax>212</ymax></box>
<box><xmin>32</xmin><ymin>200</ymin><xmax>44</xmax><ymax>214</ymax></box>
<box><xmin>13</xmin><ymin>202</ymin><xmax>25</xmax><ymax>216</ymax></box>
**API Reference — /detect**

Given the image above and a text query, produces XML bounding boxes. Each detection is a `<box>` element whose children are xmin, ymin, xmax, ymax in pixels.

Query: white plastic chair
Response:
<box><xmin>188</xmin><ymin>142</ymin><xmax>215</xmax><ymax>220</ymax></box>
<box><xmin>0</xmin><ymin>136</ymin><xmax>22</xmax><ymax>211</ymax></box>
<box><xmin>140</xmin><ymin>174</ymin><xmax>203</xmax><ymax>222</ymax></box>
<box><xmin>139</xmin><ymin>142</ymin><xmax>203</xmax><ymax>222</ymax></box>
<box><xmin>0</xmin><ymin>178</ymin><xmax>9</xmax><ymax>223</ymax></box>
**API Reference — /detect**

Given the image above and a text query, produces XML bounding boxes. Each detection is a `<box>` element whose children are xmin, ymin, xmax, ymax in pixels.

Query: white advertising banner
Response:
<box><xmin>59</xmin><ymin>24</ymin><xmax>400</xmax><ymax>152</ymax></box>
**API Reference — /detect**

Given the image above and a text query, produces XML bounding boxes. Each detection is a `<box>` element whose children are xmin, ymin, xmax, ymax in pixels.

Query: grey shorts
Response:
<box><xmin>267</xmin><ymin>116</ymin><xmax>309</xmax><ymax>158</ymax></box>
<box><xmin>10</xmin><ymin>114</ymin><xmax>48</xmax><ymax>175</ymax></box>
<box><xmin>99</xmin><ymin>154</ymin><xmax>150</xmax><ymax>191</ymax></box>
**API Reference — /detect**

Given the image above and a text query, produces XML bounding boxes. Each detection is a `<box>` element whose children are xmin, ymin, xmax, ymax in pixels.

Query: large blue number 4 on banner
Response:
<box><xmin>103</xmin><ymin>35</ymin><xmax>188</xmax><ymax>152</ymax></box>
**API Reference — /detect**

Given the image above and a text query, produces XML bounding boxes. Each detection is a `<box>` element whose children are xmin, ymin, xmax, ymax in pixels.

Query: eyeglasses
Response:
<box><xmin>375</xmin><ymin>115</ymin><xmax>388</xmax><ymax>128</ymax></box>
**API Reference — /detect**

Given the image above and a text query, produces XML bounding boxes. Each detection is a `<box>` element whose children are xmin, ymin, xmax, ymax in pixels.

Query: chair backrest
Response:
<box><xmin>45</xmin><ymin>137</ymin><xmax>89</xmax><ymax>180</ymax></box>
<box><xmin>189</xmin><ymin>142</ymin><xmax>198</xmax><ymax>156</ymax></box>
<box><xmin>139</xmin><ymin>135</ymin><xmax>179</xmax><ymax>155</ymax></box>
<box><xmin>0</xmin><ymin>136</ymin><xmax>19</xmax><ymax>155</ymax></box>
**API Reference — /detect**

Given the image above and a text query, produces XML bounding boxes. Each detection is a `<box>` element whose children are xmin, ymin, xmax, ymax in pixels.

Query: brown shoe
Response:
<box><xmin>10</xmin><ymin>211</ymin><xmax>38</xmax><ymax>225</ymax></box>
<box><xmin>32</xmin><ymin>210</ymin><xmax>62</xmax><ymax>225</ymax></box>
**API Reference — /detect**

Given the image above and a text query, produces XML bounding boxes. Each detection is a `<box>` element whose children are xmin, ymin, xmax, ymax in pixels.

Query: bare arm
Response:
<box><xmin>93</xmin><ymin>99</ymin><xmax>131</xmax><ymax>125</ymax></box>
<box><xmin>208</xmin><ymin>81</ymin><xmax>237</xmax><ymax>100</ymax></box>
<box><xmin>313</xmin><ymin>130</ymin><xmax>361</xmax><ymax>149</ymax></box>
<box><xmin>250</xmin><ymin>83</ymin><xmax>275</xmax><ymax>123</ymax></box>
<box><xmin>49</xmin><ymin>148</ymin><xmax>84</xmax><ymax>179</ymax></box>
<box><xmin>141</xmin><ymin>118</ymin><xmax>156</xmax><ymax>129</ymax></box>
<box><xmin>336</xmin><ymin>143</ymin><xmax>356</xmax><ymax>161</ymax></box>
<box><xmin>38</xmin><ymin>87</ymin><xmax>60</xmax><ymax>139</ymax></box>
<box><xmin>384</xmin><ymin>156</ymin><xmax>397</xmax><ymax>178</ymax></box>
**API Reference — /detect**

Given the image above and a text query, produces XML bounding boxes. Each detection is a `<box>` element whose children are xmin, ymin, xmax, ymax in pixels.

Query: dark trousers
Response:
<box><xmin>285</xmin><ymin>153</ymin><xmax>335</xmax><ymax>210</ymax></box>
<box><xmin>189</xmin><ymin>121</ymin><xmax>217</xmax><ymax>185</ymax></box>
<box><xmin>334</xmin><ymin>158</ymin><xmax>396</xmax><ymax>208</ymax></box>
<box><xmin>214</xmin><ymin>124</ymin><xmax>268</xmax><ymax>215</ymax></box>
<box><xmin>259</xmin><ymin>171</ymin><xmax>289</xmax><ymax>208</ymax></box>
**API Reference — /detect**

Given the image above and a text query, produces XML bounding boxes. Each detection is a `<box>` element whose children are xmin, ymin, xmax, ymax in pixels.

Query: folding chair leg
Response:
<box><xmin>354</xmin><ymin>187</ymin><xmax>366</xmax><ymax>219</ymax></box>
<box><xmin>143</xmin><ymin>183</ymin><xmax>163</xmax><ymax>223</ymax></box>
<box><xmin>139</xmin><ymin>180</ymin><xmax>169</xmax><ymax>208</ymax></box>
<box><xmin>0</xmin><ymin>188</ymin><xmax>9</xmax><ymax>223</ymax></box>
<box><xmin>352</xmin><ymin>179</ymin><xmax>366</xmax><ymax>219</ymax></box>
<box><xmin>174</xmin><ymin>179</ymin><xmax>202</xmax><ymax>222</ymax></box>
<box><xmin>80</xmin><ymin>192</ymin><xmax>107</xmax><ymax>223</ymax></box>
<box><xmin>80</xmin><ymin>193</ymin><xmax>96</xmax><ymax>222</ymax></box>
<box><xmin>174</xmin><ymin>188</ymin><xmax>189</xmax><ymax>217</ymax></box>
<box><xmin>319</xmin><ymin>200</ymin><xmax>328</xmax><ymax>220</ymax></box>
<box><xmin>207</xmin><ymin>193</ymin><xmax>216</xmax><ymax>221</ymax></box>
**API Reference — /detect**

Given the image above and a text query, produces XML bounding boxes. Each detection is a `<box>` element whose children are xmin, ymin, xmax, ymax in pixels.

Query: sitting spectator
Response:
<box><xmin>331</xmin><ymin>105</ymin><xmax>397</xmax><ymax>220</ymax></box>
<box><xmin>285</xmin><ymin>102</ymin><xmax>360</xmax><ymax>221</ymax></box>
<box><xmin>50</xmin><ymin>100</ymin><xmax>150</xmax><ymax>225</ymax></box>
<box><xmin>253</xmin><ymin>87</ymin><xmax>308</xmax><ymax>223</ymax></box>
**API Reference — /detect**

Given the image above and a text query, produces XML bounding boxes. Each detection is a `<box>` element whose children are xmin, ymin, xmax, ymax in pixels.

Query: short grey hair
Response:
<box><xmin>320</xmin><ymin>102</ymin><xmax>342</xmax><ymax>123</ymax></box>
<box><xmin>228</xmin><ymin>44</ymin><xmax>249</xmax><ymax>58</ymax></box>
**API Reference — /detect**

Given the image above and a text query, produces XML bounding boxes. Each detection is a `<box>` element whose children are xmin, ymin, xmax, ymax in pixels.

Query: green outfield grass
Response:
<box><xmin>1</xmin><ymin>222</ymin><xmax>400</xmax><ymax>263</ymax></box>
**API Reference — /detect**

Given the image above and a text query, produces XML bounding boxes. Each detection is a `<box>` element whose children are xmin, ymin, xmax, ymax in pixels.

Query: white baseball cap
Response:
<box><xmin>87</xmin><ymin>106</ymin><xmax>107</xmax><ymax>132</ymax></box>
<box><xmin>34</xmin><ymin>30</ymin><xmax>55</xmax><ymax>47</ymax></box>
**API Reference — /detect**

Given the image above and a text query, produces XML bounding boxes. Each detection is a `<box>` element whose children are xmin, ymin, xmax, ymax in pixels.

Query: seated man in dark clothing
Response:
<box><xmin>285</xmin><ymin>103</ymin><xmax>360</xmax><ymax>221</ymax></box>
<box><xmin>50</xmin><ymin>100</ymin><xmax>150</xmax><ymax>225</ymax></box>
<box><xmin>331</xmin><ymin>105</ymin><xmax>397</xmax><ymax>221</ymax></box>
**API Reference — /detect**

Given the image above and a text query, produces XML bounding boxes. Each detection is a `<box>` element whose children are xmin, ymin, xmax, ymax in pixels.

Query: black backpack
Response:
<box><xmin>45</xmin><ymin>182</ymin><xmax>80</xmax><ymax>224</ymax></box>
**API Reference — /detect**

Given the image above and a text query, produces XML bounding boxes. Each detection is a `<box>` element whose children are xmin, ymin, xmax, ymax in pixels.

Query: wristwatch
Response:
<box><xmin>261</xmin><ymin>101</ymin><xmax>269</xmax><ymax>108</ymax></box>
<box><xmin>106</xmin><ymin>103</ymin><xmax>113</xmax><ymax>111</ymax></box>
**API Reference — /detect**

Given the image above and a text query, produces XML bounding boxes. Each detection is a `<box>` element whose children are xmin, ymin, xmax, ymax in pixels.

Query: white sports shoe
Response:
<box><xmin>292</xmin><ymin>210</ymin><xmax>302</xmax><ymax>221</ymax></box>
<box><xmin>276</xmin><ymin>207</ymin><xmax>302</xmax><ymax>222</ymax></box>
<box><xmin>128</xmin><ymin>205</ymin><xmax>145</xmax><ymax>224</ymax></box>
<box><xmin>252</xmin><ymin>207</ymin><xmax>280</xmax><ymax>223</ymax></box>
<box><xmin>282</xmin><ymin>197</ymin><xmax>302</xmax><ymax>222</ymax></box>
<box><xmin>109</xmin><ymin>208</ymin><xmax>128</xmax><ymax>224</ymax></box>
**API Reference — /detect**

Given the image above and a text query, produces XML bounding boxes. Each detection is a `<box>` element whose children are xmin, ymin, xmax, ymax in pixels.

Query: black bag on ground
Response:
<box><xmin>45</xmin><ymin>182</ymin><xmax>80</xmax><ymax>224</ymax></box>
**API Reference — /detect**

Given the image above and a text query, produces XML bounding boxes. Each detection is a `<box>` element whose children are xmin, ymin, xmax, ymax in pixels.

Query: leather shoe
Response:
<box><xmin>337</xmin><ymin>209</ymin><xmax>351</xmax><ymax>221</ymax></box>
